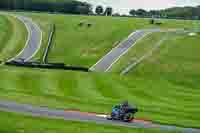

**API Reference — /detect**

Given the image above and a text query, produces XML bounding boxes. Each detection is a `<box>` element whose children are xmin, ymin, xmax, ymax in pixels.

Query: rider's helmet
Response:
<box><xmin>122</xmin><ymin>100</ymin><xmax>129</xmax><ymax>107</ymax></box>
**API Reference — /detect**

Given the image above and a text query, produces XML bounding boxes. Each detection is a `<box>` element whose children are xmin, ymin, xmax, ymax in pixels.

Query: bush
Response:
<box><xmin>155</xmin><ymin>22</ymin><xmax>162</xmax><ymax>25</ymax></box>
<box><xmin>150</xmin><ymin>19</ymin><xmax>155</xmax><ymax>24</ymax></box>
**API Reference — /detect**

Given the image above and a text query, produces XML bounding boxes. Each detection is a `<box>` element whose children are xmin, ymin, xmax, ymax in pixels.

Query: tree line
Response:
<box><xmin>95</xmin><ymin>6</ymin><xmax>113</xmax><ymax>16</ymax></box>
<box><xmin>129</xmin><ymin>5</ymin><xmax>200</xmax><ymax>19</ymax></box>
<box><xmin>0</xmin><ymin>0</ymin><xmax>92</xmax><ymax>14</ymax></box>
<box><xmin>0</xmin><ymin>0</ymin><xmax>199</xmax><ymax>19</ymax></box>
<box><xmin>94</xmin><ymin>5</ymin><xmax>200</xmax><ymax>19</ymax></box>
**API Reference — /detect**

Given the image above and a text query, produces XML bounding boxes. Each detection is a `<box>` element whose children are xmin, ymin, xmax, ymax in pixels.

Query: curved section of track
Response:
<box><xmin>0</xmin><ymin>100</ymin><xmax>199</xmax><ymax>133</ymax></box>
<box><xmin>9</xmin><ymin>15</ymin><xmax>42</xmax><ymax>62</ymax></box>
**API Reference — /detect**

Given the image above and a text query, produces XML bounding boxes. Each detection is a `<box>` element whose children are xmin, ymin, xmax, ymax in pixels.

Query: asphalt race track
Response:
<box><xmin>90</xmin><ymin>29</ymin><xmax>184</xmax><ymax>72</ymax></box>
<box><xmin>9</xmin><ymin>15</ymin><xmax>42</xmax><ymax>62</ymax></box>
<box><xmin>0</xmin><ymin>100</ymin><xmax>199</xmax><ymax>133</ymax></box>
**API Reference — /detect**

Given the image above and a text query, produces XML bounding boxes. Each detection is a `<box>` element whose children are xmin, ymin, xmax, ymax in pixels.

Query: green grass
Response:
<box><xmin>127</xmin><ymin>32</ymin><xmax>200</xmax><ymax>82</ymax></box>
<box><xmin>18</xmin><ymin>13</ymin><xmax>157</xmax><ymax>66</ymax></box>
<box><xmin>0</xmin><ymin>111</ymin><xmax>181</xmax><ymax>133</ymax></box>
<box><xmin>0</xmin><ymin>12</ymin><xmax>199</xmax><ymax>129</ymax></box>
<box><xmin>0</xmin><ymin>64</ymin><xmax>199</xmax><ymax>128</ymax></box>
<box><xmin>0</xmin><ymin>14</ymin><xmax>27</xmax><ymax>61</ymax></box>
<box><xmin>111</xmin><ymin>32</ymin><xmax>169</xmax><ymax>72</ymax></box>
<box><xmin>126</xmin><ymin>32</ymin><xmax>200</xmax><ymax>127</ymax></box>
<box><xmin>10</xmin><ymin>12</ymin><xmax>51</xmax><ymax>62</ymax></box>
<box><xmin>14</xmin><ymin>12</ymin><xmax>200</xmax><ymax>67</ymax></box>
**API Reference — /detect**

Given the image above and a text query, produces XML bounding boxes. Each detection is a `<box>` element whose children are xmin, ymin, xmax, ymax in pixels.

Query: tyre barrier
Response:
<box><xmin>42</xmin><ymin>24</ymin><xmax>55</xmax><ymax>63</ymax></box>
<box><xmin>5</xmin><ymin>61</ymin><xmax>89</xmax><ymax>72</ymax></box>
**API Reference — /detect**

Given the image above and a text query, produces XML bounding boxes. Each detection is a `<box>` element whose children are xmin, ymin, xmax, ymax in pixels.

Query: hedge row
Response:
<box><xmin>0</xmin><ymin>0</ymin><xmax>92</xmax><ymax>14</ymax></box>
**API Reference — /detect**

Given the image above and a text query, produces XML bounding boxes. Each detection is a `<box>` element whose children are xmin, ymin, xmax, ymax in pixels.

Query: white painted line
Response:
<box><xmin>120</xmin><ymin>33</ymin><xmax>172</xmax><ymax>75</ymax></box>
<box><xmin>90</xmin><ymin>28</ymin><xmax>183</xmax><ymax>72</ymax></box>
<box><xmin>6</xmin><ymin>15</ymin><xmax>31</xmax><ymax>62</ymax></box>
<box><xmin>5</xmin><ymin>14</ymin><xmax>42</xmax><ymax>62</ymax></box>
<box><xmin>96</xmin><ymin>114</ymin><xmax>108</xmax><ymax>118</ymax></box>
<box><xmin>89</xmin><ymin>31</ymin><xmax>137</xmax><ymax>71</ymax></box>
<box><xmin>105</xmin><ymin>32</ymin><xmax>150</xmax><ymax>72</ymax></box>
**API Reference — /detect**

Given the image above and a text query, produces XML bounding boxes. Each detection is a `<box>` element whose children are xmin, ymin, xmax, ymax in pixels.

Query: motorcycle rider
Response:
<box><xmin>120</xmin><ymin>100</ymin><xmax>130</xmax><ymax>114</ymax></box>
<box><xmin>108</xmin><ymin>100</ymin><xmax>138</xmax><ymax>121</ymax></box>
<box><xmin>111</xmin><ymin>105</ymin><xmax>121</xmax><ymax>117</ymax></box>
<box><xmin>111</xmin><ymin>101</ymin><xmax>129</xmax><ymax>119</ymax></box>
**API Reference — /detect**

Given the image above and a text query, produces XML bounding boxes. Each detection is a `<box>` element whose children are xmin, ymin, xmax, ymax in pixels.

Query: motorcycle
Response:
<box><xmin>107</xmin><ymin>105</ymin><xmax>138</xmax><ymax>122</ymax></box>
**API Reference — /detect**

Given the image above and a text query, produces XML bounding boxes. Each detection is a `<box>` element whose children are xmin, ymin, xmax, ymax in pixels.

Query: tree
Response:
<box><xmin>75</xmin><ymin>2</ymin><xmax>92</xmax><ymax>14</ymax></box>
<box><xmin>76</xmin><ymin>6</ymin><xmax>88</xmax><ymax>14</ymax></box>
<box><xmin>0</xmin><ymin>0</ymin><xmax>92</xmax><ymax>15</ymax></box>
<box><xmin>113</xmin><ymin>13</ymin><xmax>120</xmax><ymax>16</ymax></box>
<box><xmin>135</xmin><ymin>9</ymin><xmax>147</xmax><ymax>16</ymax></box>
<box><xmin>129</xmin><ymin>9</ymin><xmax>136</xmax><ymax>16</ymax></box>
<box><xmin>148</xmin><ymin>10</ymin><xmax>161</xmax><ymax>18</ymax></box>
<box><xmin>104</xmin><ymin>7</ymin><xmax>113</xmax><ymax>16</ymax></box>
<box><xmin>192</xmin><ymin>6</ymin><xmax>200</xmax><ymax>17</ymax></box>
<box><xmin>149</xmin><ymin>10</ymin><xmax>157</xmax><ymax>16</ymax></box>
<box><xmin>95</xmin><ymin>5</ymin><xmax>103</xmax><ymax>15</ymax></box>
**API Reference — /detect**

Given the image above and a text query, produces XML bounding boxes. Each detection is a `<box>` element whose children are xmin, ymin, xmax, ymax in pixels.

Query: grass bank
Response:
<box><xmin>0</xmin><ymin>12</ymin><xmax>199</xmax><ymax>129</ymax></box>
<box><xmin>0</xmin><ymin>65</ymin><xmax>199</xmax><ymax>128</ymax></box>
<box><xmin>111</xmin><ymin>32</ymin><xmax>168</xmax><ymax>72</ymax></box>
<box><xmin>15</xmin><ymin>12</ymin><xmax>200</xmax><ymax>66</ymax></box>
<box><xmin>0</xmin><ymin>14</ymin><xmax>27</xmax><ymax>61</ymax></box>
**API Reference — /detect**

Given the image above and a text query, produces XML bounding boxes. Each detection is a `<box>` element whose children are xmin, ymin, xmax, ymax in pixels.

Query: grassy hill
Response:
<box><xmin>19</xmin><ymin>12</ymin><xmax>156</xmax><ymax>66</ymax></box>
<box><xmin>112</xmin><ymin>31</ymin><xmax>200</xmax><ymax>126</ymax></box>
<box><xmin>111</xmin><ymin>32</ymin><xmax>168</xmax><ymax>72</ymax></box>
<box><xmin>0</xmin><ymin>12</ymin><xmax>199</xmax><ymax>130</ymax></box>
<box><xmin>127</xmin><ymin>32</ymin><xmax>200</xmax><ymax>80</ymax></box>
<box><xmin>18</xmin><ymin>12</ymin><xmax>200</xmax><ymax>67</ymax></box>
<box><xmin>0</xmin><ymin>63</ymin><xmax>199</xmax><ymax>128</ymax></box>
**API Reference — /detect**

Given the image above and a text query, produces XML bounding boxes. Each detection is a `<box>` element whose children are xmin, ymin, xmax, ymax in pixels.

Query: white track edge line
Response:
<box><xmin>120</xmin><ymin>33</ymin><xmax>170</xmax><ymax>75</ymax></box>
<box><xmin>89</xmin><ymin>31</ymin><xmax>137</xmax><ymax>71</ymax></box>
<box><xmin>7</xmin><ymin>15</ymin><xmax>31</xmax><ymax>62</ymax></box>
<box><xmin>105</xmin><ymin>32</ymin><xmax>151</xmax><ymax>72</ymax></box>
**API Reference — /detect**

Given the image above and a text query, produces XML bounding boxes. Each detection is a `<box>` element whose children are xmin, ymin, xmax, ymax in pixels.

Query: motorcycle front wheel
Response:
<box><xmin>123</xmin><ymin>113</ymin><xmax>134</xmax><ymax>122</ymax></box>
